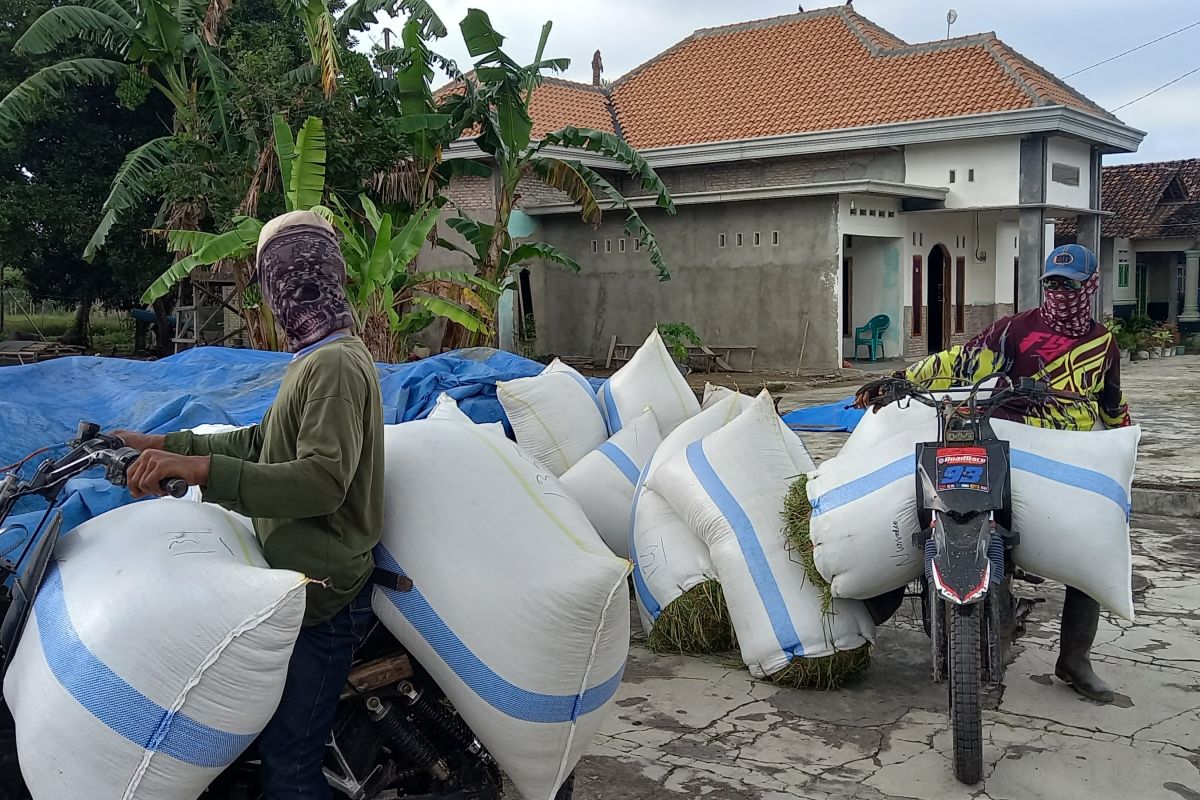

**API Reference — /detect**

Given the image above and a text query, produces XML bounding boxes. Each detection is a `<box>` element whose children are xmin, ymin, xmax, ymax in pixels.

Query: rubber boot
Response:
<box><xmin>1055</xmin><ymin>586</ymin><xmax>1114</xmax><ymax>703</ymax></box>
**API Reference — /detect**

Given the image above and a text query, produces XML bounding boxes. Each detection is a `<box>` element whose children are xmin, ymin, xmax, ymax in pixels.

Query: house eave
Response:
<box><xmin>523</xmin><ymin>179</ymin><xmax>948</xmax><ymax>215</ymax></box>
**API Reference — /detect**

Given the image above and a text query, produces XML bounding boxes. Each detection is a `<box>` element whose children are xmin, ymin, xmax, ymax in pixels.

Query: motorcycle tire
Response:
<box><xmin>949</xmin><ymin>604</ymin><xmax>983</xmax><ymax>785</ymax></box>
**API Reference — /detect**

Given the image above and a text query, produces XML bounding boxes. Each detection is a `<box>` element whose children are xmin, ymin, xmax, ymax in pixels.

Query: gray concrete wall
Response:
<box><xmin>528</xmin><ymin>196</ymin><xmax>841</xmax><ymax>369</ymax></box>
<box><xmin>613</xmin><ymin>149</ymin><xmax>905</xmax><ymax>199</ymax></box>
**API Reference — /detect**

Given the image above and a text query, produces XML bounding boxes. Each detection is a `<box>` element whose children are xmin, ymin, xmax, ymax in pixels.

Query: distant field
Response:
<box><xmin>3</xmin><ymin>308</ymin><xmax>135</xmax><ymax>353</ymax></box>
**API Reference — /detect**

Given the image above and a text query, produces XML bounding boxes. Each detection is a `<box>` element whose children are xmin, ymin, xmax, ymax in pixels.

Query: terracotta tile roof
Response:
<box><xmin>609</xmin><ymin>7</ymin><xmax>1114</xmax><ymax>149</ymax></box>
<box><xmin>438</xmin><ymin>7</ymin><xmax>1114</xmax><ymax>152</ymax></box>
<box><xmin>526</xmin><ymin>78</ymin><xmax>615</xmax><ymax>138</ymax></box>
<box><xmin>1059</xmin><ymin>159</ymin><xmax>1200</xmax><ymax>240</ymax></box>
<box><xmin>434</xmin><ymin>74</ymin><xmax>615</xmax><ymax>139</ymax></box>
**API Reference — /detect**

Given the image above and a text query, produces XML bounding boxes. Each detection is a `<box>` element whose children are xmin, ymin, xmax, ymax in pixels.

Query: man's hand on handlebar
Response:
<box><xmin>110</xmin><ymin>430</ymin><xmax>167</xmax><ymax>453</ymax></box>
<box><xmin>853</xmin><ymin>372</ymin><xmax>908</xmax><ymax>412</ymax></box>
<box><xmin>126</xmin><ymin>450</ymin><xmax>208</xmax><ymax>499</ymax></box>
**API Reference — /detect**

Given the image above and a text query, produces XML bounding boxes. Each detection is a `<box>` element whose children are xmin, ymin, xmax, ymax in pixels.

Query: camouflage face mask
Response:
<box><xmin>255</xmin><ymin>224</ymin><xmax>354</xmax><ymax>352</ymax></box>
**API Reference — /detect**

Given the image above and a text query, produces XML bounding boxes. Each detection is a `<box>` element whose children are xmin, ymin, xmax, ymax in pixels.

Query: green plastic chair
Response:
<box><xmin>854</xmin><ymin>314</ymin><xmax>890</xmax><ymax>362</ymax></box>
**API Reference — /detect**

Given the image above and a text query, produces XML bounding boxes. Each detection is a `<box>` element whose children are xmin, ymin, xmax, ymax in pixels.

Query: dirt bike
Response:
<box><xmin>0</xmin><ymin>422</ymin><xmax>575</xmax><ymax>800</ymax></box>
<box><xmin>868</xmin><ymin>376</ymin><xmax>1074</xmax><ymax>785</ymax></box>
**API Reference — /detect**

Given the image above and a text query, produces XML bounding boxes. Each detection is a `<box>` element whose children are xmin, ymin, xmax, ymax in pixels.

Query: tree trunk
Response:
<box><xmin>59</xmin><ymin>297</ymin><xmax>93</xmax><ymax>348</ymax></box>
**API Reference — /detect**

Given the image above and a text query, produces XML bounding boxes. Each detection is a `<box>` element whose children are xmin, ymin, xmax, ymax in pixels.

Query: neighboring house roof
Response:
<box><xmin>439</xmin><ymin>6</ymin><xmax>1115</xmax><ymax>152</ymax></box>
<box><xmin>1063</xmin><ymin>159</ymin><xmax>1200</xmax><ymax>240</ymax></box>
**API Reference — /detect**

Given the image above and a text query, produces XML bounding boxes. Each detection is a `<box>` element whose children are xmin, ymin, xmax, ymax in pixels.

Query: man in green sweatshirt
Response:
<box><xmin>120</xmin><ymin>210</ymin><xmax>383</xmax><ymax>799</ymax></box>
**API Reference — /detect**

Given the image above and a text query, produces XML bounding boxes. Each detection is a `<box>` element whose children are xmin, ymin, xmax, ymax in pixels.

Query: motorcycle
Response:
<box><xmin>868</xmin><ymin>376</ymin><xmax>1074</xmax><ymax>785</ymax></box>
<box><xmin>0</xmin><ymin>422</ymin><xmax>575</xmax><ymax>800</ymax></box>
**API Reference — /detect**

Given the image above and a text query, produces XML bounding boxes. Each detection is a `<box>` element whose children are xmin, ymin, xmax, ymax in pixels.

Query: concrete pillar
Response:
<box><xmin>1082</xmin><ymin>146</ymin><xmax>1109</xmax><ymax>318</ymax></box>
<box><xmin>1018</xmin><ymin>208</ymin><xmax>1046</xmax><ymax>310</ymax></box>
<box><xmin>1180</xmin><ymin>249</ymin><xmax>1200</xmax><ymax>323</ymax></box>
<box><xmin>1018</xmin><ymin>135</ymin><xmax>1048</xmax><ymax>311</ymax></box>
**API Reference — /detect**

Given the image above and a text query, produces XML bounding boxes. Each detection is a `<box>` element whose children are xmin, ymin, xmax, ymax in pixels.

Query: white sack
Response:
<box><xmin>6</xmin><ymin>500</ymin><xmax>306</xmax><ymax>800</ymax></box>
<box><xmin>649</xmin><ymin>394</ymin><xmax>874</xmax><ymax>678</ymax></box>
<box><xmin>428</xmin><ymin>392</ymin><xmax>506</xmax><ymax>437</ymax></box>
<box><xmin>559</xmin><ymin>408</ymin><xmax>661</xmax><ymax>558</ymax></box>
<box><xmin>999</xmin><ymin>420</ymin><xmax>1139</xmax><ymax>620</ymax></box>
<box><xmin>805</xmin><ymin>402</ymin><xmax>932</xmax><ymax>600</ymax></box>
<box><xmin>373</xmin><ymin>421</ymin><xmax>630</xmax><ymax>800</ymax></box>
<box><xmin>598</xmin><ymin>330</ymin><xmax>700</xmax><ymax>436</ymax></box>
<box><xmin>630</xmin><ymin>488</ymin><xmax>716</xmax><ymax>635</ymax></box>
<box><xmin>701</xmin><ymin>383</ymin><xmax>735</xmax><ymax>409</ymax></box>
<box><xmin>498</xmin><ymin>360</ymin><xmax>608</xmax><ymax>476</ymax></box>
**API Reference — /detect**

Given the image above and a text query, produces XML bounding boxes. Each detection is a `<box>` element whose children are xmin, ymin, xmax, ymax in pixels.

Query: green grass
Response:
<box><xmin>783</xmin><ymin>475</ymin><xmax>833</xmax><ymax>612</ymax></box>
<box><xmin>765</xmin><ymin>643</ymin><xmax>873</xmax><ymax>690</ymax></box>
<box><xmin>647</xmin><ymin>580</ymin><xmax>739</xmax><ymax>655</ymax></box>
<box><xmin>4</xmin><ymin>309</ymin><xmax>134</xmax><ymax>353</ymax></box>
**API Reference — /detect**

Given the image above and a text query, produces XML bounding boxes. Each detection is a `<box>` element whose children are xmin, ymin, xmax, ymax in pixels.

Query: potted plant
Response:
<box><xmin>1152</xmin><ymin>327</ymin><xmax>1174</xmax><ymax>358</ymax></box>
<box><xmin>1116</xmin><ymin>329</ymin><xmax>1138</xmax><ymax>361</ymax></box>
<box><xmin>1136</xmin><ymin>330</ymin><xmax>1156</xmax><ymax>360</ymax></box>
<box><xmin>657</xmin><ymin>322</ymin><xmax>703</xmax><ymax>375</ymax></box>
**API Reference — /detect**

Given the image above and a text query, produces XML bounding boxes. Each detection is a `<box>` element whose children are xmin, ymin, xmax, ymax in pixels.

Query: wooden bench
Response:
<box><xmin>604</xmin><ymin>336</ymin><xmax>757</xmax><ymax>373</ymax></box>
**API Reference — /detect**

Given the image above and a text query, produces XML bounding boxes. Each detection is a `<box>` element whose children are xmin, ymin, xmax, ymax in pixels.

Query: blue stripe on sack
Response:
<box><xmin>809</xmin><ymin>454</ymin><xmax>914</xmax><ymax>518</ymax></box>
<box><xmin>628</xmin><ymin>462</ymin><xmax>662</xmax><ymax>620</ymax></box>
<box><xmin>1010</xmin><ymin>449</ymin><xmax>1131</xmax><ymax>521</ymax></box>
<box><xmin>598</xmin><ymin>442</ymin><xmax>640</xmax><ymax>486</ymax></box>
<box><xmin>374</xmin><ymin>547</ymin><xmax>624</xmax><ymax>723</ymax></box>
<box><xmin>35</xmin><ymin>563</ymin><xmax>255</xmax><ymax>768</ymax></box>
<box><xmin>600</xmin><ymin>385</ymin><xmax>623</xmax><ymax>434</ymax></box>
<box><xmin>685</xmin><ymin>441</ymin><xmax>803</xmax><ymax>657</ymax></box>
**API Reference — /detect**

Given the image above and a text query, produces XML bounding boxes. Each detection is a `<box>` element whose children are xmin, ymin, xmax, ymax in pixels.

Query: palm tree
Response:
<box><xmin>433</xmin><ymin>10</ymin><xmax>676</xmax><ymax>347</ymax></box>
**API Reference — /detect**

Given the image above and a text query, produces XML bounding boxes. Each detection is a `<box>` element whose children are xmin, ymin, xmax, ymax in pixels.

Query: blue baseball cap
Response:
<box><xmin>1044</xmin><ymin>244</ymin><xmax>1098</xmax><ymax>281</ymax></box>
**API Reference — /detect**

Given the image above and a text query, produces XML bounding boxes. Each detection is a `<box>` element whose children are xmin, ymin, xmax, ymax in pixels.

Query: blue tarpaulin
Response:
<box><xmin>781</xmin><ymin>396</ymin><xmax>864</xmax><ymax>433</ymax></box>
<box><xmin>0</xmin><ymin>345</ymin><xmax>549</xmax><ymax>547</ymax></box>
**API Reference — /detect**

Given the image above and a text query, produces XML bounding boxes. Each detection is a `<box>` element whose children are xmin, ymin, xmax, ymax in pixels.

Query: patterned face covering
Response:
<box><xmin>255</xmin><ymin>213</ymin><xmax>354</xmax><ymax>352</ymax></box>
<box><xmin>1039</xmin><ymin>272</ymin><xmax>1099</xmax><ymax>338</ymax></box>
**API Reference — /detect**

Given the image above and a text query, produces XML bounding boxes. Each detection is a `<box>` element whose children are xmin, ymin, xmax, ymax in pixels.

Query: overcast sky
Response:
<box><xmin>363</xmin><ymin>0</ymin><xmax>1200</xmax><ymax>164</ymax></box>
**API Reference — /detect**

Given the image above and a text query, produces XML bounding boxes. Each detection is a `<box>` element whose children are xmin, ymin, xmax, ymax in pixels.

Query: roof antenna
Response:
<box><xmin>797</xmin><ymin>3</ymin><xmax>803</xmax><ymax>10</ymax></box>
<box><xmin>946</xmin><ymin>8</ymin><xmax>958</xmax><ymax>39</ymax></box>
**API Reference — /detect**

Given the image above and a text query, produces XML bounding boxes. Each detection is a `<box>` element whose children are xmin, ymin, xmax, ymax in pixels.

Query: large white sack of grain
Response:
<box><xmin>373</xmin><ymin>420</ymin><xmax>631</xmax><ymax>800</ymax></box>
<box><xmin>649</xmin><ymin>393</ymin><xmax>874</xmax><ymax>678</ymax></box>
<box><xmin>999</xmin><ymin>420</ymin><xmax>1139</xmax><ymax>620</ymax></box>
<box><xmin>498</xmin><ymin>359</ymin><xmax>608</xmax><ymax>476</ymax></box>
<box><xmin>559</xmin><ymin>408</ymin><xmax>661</xmax><ymax>558</ymax></box>
<box><xmin>5</xmin><ymin>499</ymin><xmax>306</xmax><ymax>800</ymax></box>
<box><xmin>597</xmin><ymin>330</ymin><xmax>700</xmax><ymax>436</ymax></box>
<box><xmin>630</xmin><ymin>487</ymin><xmax>717</xmax><ymax>634</ymax></box>
<box><xmin>805</xmin><ymin>403</ymin><xmax>930</xmax><ymax>600</ymax></box>
<box><xmin>428</xmin><ymin>392</ymin><xmax>506</xmax><ymax>438</ymax></box>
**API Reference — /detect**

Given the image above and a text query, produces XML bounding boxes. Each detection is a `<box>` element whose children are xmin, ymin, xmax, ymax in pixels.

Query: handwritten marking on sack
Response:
<box><xmin>166</xmin><ymin>529</ymin><xmax>217</xmax><ymax>556</ymax></box>
<box><xmin>640</xmin><ymin>541</ymin><xmax>662</xmax><ymax>579</ymax></box>
<box><xmin>890</xmin><ymin>522</ymin><xmax>916</xmax><ymax>568</ymax></box>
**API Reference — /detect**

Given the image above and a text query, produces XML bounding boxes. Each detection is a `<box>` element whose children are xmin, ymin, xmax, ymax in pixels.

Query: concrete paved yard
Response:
<box><xmin>569</xmin><ymin>357</ymin><xmax>1200</xmax><ymax>800</ymax></box>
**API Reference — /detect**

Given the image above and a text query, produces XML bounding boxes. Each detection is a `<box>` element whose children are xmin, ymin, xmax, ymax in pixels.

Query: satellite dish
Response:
<box><xmin>947</xmin><ymin>9</ymin><xmax>958</xmax><ymax>25</ymax></box>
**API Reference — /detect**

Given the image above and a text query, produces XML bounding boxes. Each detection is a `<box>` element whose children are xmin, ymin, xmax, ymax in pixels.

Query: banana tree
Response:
<box><xmin>319</xmin><ymin>195</ymin><xmax>500</xmax><ymax>361</ymax></box>
<box><xmin>0</xmin><ymin>0</ymin><xmax>240</xmax><ymax>260</ymax></box>
<box><xmin>437</xmin><ymin>10</ymin><xmax>676</xmax><ymax>347</ymax></box>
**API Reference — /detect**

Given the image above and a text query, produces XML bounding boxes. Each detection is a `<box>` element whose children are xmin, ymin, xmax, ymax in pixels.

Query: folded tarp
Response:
<box><xmin>781</xmin><ymin>396</ymin><xmax>864</xmax><ymax>433</ymax></box>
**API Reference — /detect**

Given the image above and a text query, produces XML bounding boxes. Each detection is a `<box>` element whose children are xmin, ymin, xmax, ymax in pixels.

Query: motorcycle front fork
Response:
<box><xmin>922</xmin><ymin>575</ymin><xmax>1014</xmax><ymax>685</ymax></box>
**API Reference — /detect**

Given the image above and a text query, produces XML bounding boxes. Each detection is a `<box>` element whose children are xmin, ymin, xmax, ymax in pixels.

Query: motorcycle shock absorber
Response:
<box><xmin>365</xmin><ymin>696</ymin><xmax>452</xmax><ymax>783</ymax></box>
<box><xmin>397</xmin><ymin>681</ymin><xmax>483</xmax><ymax>755</ymax></box>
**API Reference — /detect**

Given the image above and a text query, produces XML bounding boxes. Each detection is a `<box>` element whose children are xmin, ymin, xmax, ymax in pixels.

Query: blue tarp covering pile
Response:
<box><xmin>781</xmin><ymin>396</ymin><xmax>865</xmax><ymax>433</ymax></box>
<box><xmin>0</xmin><ymin>346</ymin><xmax>548</xmax><ymax>541</ymax></box>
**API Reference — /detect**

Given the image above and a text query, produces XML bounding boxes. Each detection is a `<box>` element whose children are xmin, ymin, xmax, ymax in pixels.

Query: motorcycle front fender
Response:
<box><xmin>927</xmin><ymin>513</ymin><xmax>992</xmax><ymax>605</ymax></box>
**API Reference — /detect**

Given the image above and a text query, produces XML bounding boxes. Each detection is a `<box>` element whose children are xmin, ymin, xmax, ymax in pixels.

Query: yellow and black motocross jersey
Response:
<box><xmin>905</xmin><ymin>309</ymin><xmax>1131</xmax><ymax>431</ymax></box>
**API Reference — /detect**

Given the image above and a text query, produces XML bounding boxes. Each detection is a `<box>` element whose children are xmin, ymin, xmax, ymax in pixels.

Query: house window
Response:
<box><xmin>619</xmin><ymin>239</ymin><xmax>626</xmax><ymax>253</ymax></box>
<box><xmin>634</xmin><ymin>239</ymin><xmax>641</xmax><ymax>251</ymax></box>
<box><xmin>949</xmin><ymin>170</ymin><xmax>957</xmax><ymax>184</ymax></box>
<box><xmin>968</xmin><ymin>169</ymin><xmax>975</xmax><ymax>182</ymax></box>
<box><xmin>719</xmin><ymin>234</ymin><xmax>726</xmax><ymax>247</ymax></box>
<box><xmin>1051</xmin><ymin>163</ymin><xmax>1080</xmax><ymax>186</ymax></box>
<box><xmin>912</xmin><ymin>255</ymin><xmax>923</xmax><ymax>335</ymax></box>
<box><xmin>1117</xmin><ymin>253</ymin><xmax>1130</xmax><ymax>288</ymax></box>
<box><xmin>591</xmin><ymin>241</ymin><xmax>598</xmax><ymax>254</ymax></box>
<box><xmin>736</xmin><ymin>233</ymin><xmax>744</xmax><ymax>247</ymax></box>
<box><xmin>753</xmin><ymin>232</ymin><xmax>761</xmax><ymax>246</ymax></box>
<box><xmin>604</xmin><ymin>239</ymin><xmax>611</xmax><ymax>253</ymax></box>
<box><xmin>842</xmin><ymin>257</ymin><xmax>853</xmax><ymax>337</ymax></box>
<box><xmin>887</xmin><ymin>210</ymin><xmax>895</xmax><ymax>218</ymax></box>
<box><xmin>772</xmin><ymin>231</ymin><xmax>780</xmax><ymax>245</ymax></box>
<box><xmin>955</xmin><ymin>257</ymin><xmax>966</xmax><ymax>333</ymax></box>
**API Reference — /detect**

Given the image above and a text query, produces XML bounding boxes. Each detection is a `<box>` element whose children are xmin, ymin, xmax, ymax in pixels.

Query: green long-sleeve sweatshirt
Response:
<box><xmin>165</xmin><ymin>335</ymin><xmax>383</xmax><ymax>625</ymax></box>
